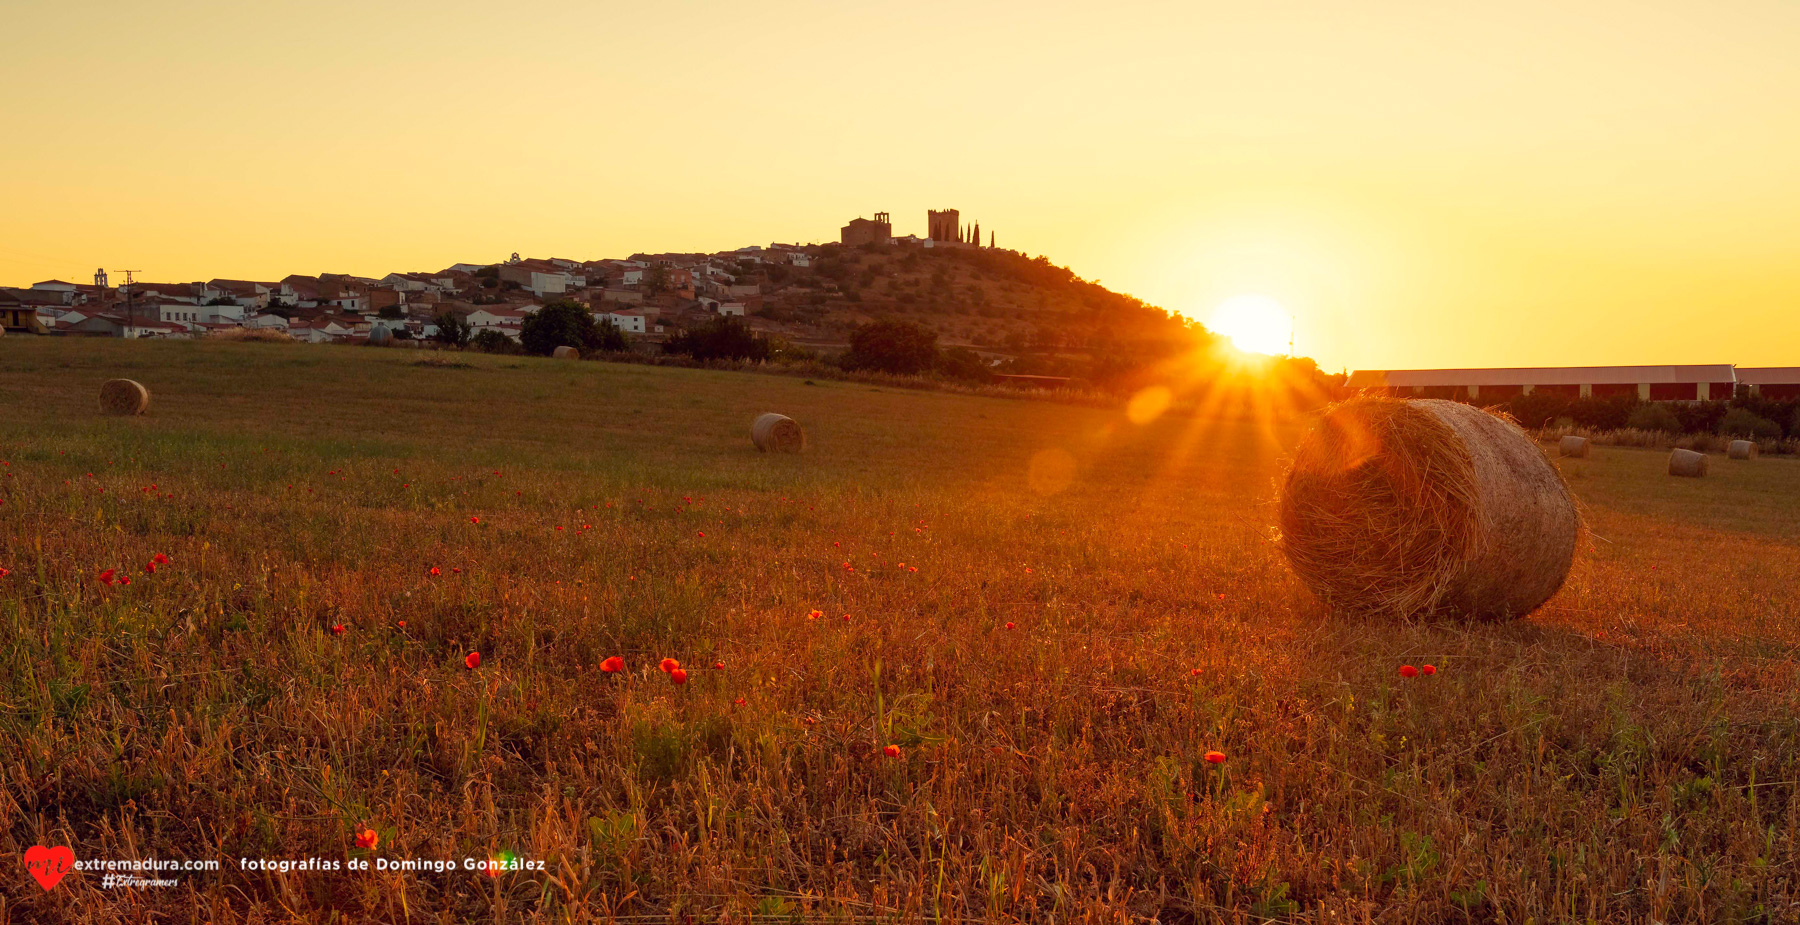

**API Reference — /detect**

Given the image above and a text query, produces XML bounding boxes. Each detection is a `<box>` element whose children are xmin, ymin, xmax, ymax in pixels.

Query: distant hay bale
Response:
<box><xmin>1279</xmin><ymin>397</ymin><xmax>1578</xmax><ymax>621</ymax></box>
<box><xmin>367</xmin><ymin>326</ymin><xmax>393</xmax><ymax>347</ymax></box>
<box><xmin>1557</xmin><ymin>435</ymin><xmax>1590</xmax><ymax>458</ymax></box>
<box><xmin>1669</xmin><ymin>448</ymin><xmax>1708</xmax><ymax>477</ymax></box>
<box><xmin>99</xmin><ymin>379</ymin><xmax>150</xmax><ymax>416</ymax></box>
<box><xmin>552</xmin><ymin>345</ymin><xmax>579</xmax><ymax>360</ymax></box>
<box><xmin>1728</xmin><ymin>439</ymin><xmax>1758</xmax><ymax>460</ymax></box>
<box><xmin>752</xmin><ymin>412</ymin><xmax>805</xmax><ymax>454</ymax></box>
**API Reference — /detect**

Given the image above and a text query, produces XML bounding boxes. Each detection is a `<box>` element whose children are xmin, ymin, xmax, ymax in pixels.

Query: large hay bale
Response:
<box><xmin>1279</xmin><ymin>397</ymin><xmax>1577</xmax><ymax>620</ymax></box>
<box><xmin>367</xmin><ymin>326</ymin><xmax>393</xmax><ymax>347</ymax></box>
<box><xmin>99</xmin><ymin>379</ymin><xmax>150</xmax><ymax>416</ymax></box>
<box><xmin>1728</xmin><ymin>439</ymin><xmax>1758</xmax><ymax>460</ymax></box>
<box><xmin>752</xmin><ymin>412</ymin><xmax>805</xmax><ymax>454</ymax></box>
<box><xmin>552</xmin><ymin>345</ymin><xmax>579</xmax><ymax>360</ymax></box>
<box><xmin>1669</xmin><ymin>448</ymin><xmax>1708</xmax><ymax>477</ymax></box>
<box><xmin>1557</xmin><ymin>435</ymin><xmax>1590</xmax><ymax>458</ymax></box>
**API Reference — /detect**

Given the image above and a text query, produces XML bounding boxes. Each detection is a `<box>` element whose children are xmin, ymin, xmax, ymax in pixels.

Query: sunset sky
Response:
<box><xmin>5</xmin><ymin>0</ymin><xmax>1798</xmax><ymax>372</ymax></box>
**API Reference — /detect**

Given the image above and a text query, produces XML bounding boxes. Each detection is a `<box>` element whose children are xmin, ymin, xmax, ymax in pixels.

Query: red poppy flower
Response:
<box><xmin>600</xmin><ymin>656</ymin><xmax>624</xmax><ymax>673</ymax></box>
<box><xmin>659</xmin><ymin>658</ymin><xmax>679</xmax><ymax>673</ymax></box>
<box><xmin>882</xmin><ymin>744</ymin><xmax>901</xmax><ymax>758</ymax></box>
<box><xmin>1421</xmin><ymin>664</ymin><xmax>1437</xmax><ymax>676</ymax></box>
<box><xmin>355</xmin><ymin>828</ymin><xmax>379</xmax><ymax>849</ymax></box>
<box><xmin>713</xmin><ymin>661</ymin><xmax>725</xmax><ymax>670</ymax></box>
<box><xmin>469</xmin><ymin>516</ymin><xmax>480</xmax><ymax>524</ymax></box>
<box><xmin>807</xmin><ymin>610</ymin><xmax>822</xmax><ymax>620</ymax></box>
<box><xmin>120</xmin><ymin>576</ymin><xmax>131</xmax><ymax>586</ymax></box>
<box><xmin>0</xmin><ymin>567</ymin><xmax>9</xmax><ymax>578</ymax></box>
<box><xmin>1004</xmin><ymin>622</ymin><xmax>1016</xmax><ymax>630</ymax></box>
<box><xmin>464</xmin><ymin>652</ymin><xmax>481</xmax><ymax>670</ymax></box>
<box><xmin>98</xmin><ymin>569</ymin><xmax>115</xmax><ymax>584</ymax></box>
<box><xmin>429</xmin><ymin>567</ymin><xmax>440</xmax><ymax>576</ymax></box>
<box><xmin>1399</xmin><ymin>665</ymin><xmax>1419</xmax><ymax>678</ymax></box>
<box><xmin>332</xmin><ymin>624</ymin><xmax>345</xmax><ymax>635</ymax></box>
<box><xmin>1190</xmin><ymin>668</ymin><xmax>1202</xmax><ymax>676</ymax></box>
<box><xmin>144</xmin><ymin>562</ymin><xmax>156</xmax><ymax>574</ymax></box>
<box><xmin>733</xmin><ymin>697</ymin><xmax>746</xmax><ymax>706</ymax></box>
<box><xmin>669</xmin><ymin>668</ymin><xmax>687</xmax><ymax>685</ymax></box>
<box><xmin>696</xmin><ymin>531</ymin><xmax>705</xmax><ymax>538</ymax></box>
<box><xmin>1204</xmin><ymin>750</ymin><xmax>1226</xmax><ymax>764</ymax></box>
<box><xmin>397</xmin><ymin>620</ymin><xmax>406</xmax><ymax>628</ymax></box>
<box><xmin>153</xmin><ymin>553</ymin><xmax>169</xmax><ymax>564</ymax></box>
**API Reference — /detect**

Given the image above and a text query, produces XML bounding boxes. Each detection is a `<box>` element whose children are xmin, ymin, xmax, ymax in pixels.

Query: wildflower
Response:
<box><xmin>696</xmin><ymin>531</ymin><xmax>705</xmax><ymax>538</ymax></box>
<box><xmin>0</xmin><ymin>567</ymin><xmax>9</xmax><ymax>578</ymax></box>
<box><xmin>600</xmin><ymin>656</ymin><xmax>624</xmax><ymax>673</ymax></box>
<box><xmin>1204</xmin><ymin>750</ymin><xmax>1226</xmax><ymax>764</ymax></box>
<box><xmin>429</xmin><ymin>566</ymin><xmax>440</xmax><ymax>576</ymax></box>
<box><xmin>659</xmin><ymin>658</ymin><xmax>680</xmax><ymax>673</ymax></box>
<box><xmin>153</xmin><ymin>553</ymin><xmax>169</xmax><ymax>564</ymax></box>
<box><xmin>465</xmin><ymin>652</ymin><xmax>481</xmax><ymax>670</ymax></box>
<box><xmin>882</xmin><ymin>744</ymin><xmax>901</xmax><ymax>758</ymax></box>
<box><xmin>1004</xmin><ymin>622</ymin><xmax>1016</xmax><ymax>630</ymax></box>
<box><xmin>669</xmin><ymin>668</ymin><xmax>688</xmax><ymax>685</ymax></box>
<box><xmin>98</xmin><ymin>569</ymin><xmax>116</xmax><ymax>585</ymax></box>
<box><xmin>1190</xmin><ymin>668</ymin><xmax>1202</xmax><ymax>676</ymax></box>
<box><xmin>451</xmin><ymin>567</ymin><xmax>461</xmax><ymax>574</ymax></box>
<box><xmin>909</xmin><ymin>566</ymin><xmax>918</xmax><ymax>573</ymax></box>
<box><xmin>144</xmin><ymin>562</ymin><xmax>156</xmax><ymax>574</ymax></box>
<box><xmin>733</xmin><ymin>697</ymin><xmax>746</xmax><ymax>706</ymax></box>
<box><xmin>120</xmin><ymin>576</ymin><xmax>131</xmax><ymax>586</ymax></box>
<box><xmin>332</xmin><ymin>624</ymin><xmax>345</xmax><ymax>635</ymax></box>
<box><xmin>1399</xmin><ymin>665</ymin><xmax>1419</xmax><ymax>678</ymax></box>
<box><xmin>807</xmin><ymin>609</ymin><xmax>822</xmax><ymax>620</ymax></box>
<box><xmin>713</xmin><ymin>661</ymin><xmax>725</xmax><ymax>670</ymax></box>
<box><xmin>397</xmin><ymin>620</ymin><xmax>406</xmax><ymax>628</ymax></box>
<box><xmin>470</xmin><ymin>516</ymin><xmax>480</xmax><ymax>524</ymax></box>
<box><xmin>355</xmin><ymin>828</ymin><xmax>379</xmax><ymax>850</ymax></box>
<box><xmin>1421</xmin><ymin>664</ymin><xmax>1437</xmax><ymax>676</ymax></box>
<box><xmin>1025</xmin><ymin>568</ymin><xmax>1034</xmax><ymax>574</ymax></box>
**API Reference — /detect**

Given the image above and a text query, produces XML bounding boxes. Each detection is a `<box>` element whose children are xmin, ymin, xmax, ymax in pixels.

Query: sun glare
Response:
<box><xmin>1208</xmin><ymin>294</ymin><xmax>1292</xmax><ymax>356</ymax></box>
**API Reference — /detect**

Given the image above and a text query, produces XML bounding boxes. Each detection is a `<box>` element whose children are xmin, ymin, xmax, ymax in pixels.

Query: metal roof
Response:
<box><xmin>1734</xmin><ymin>367</ymin><xmax>1800</xmax><ymax>385</ymax></box>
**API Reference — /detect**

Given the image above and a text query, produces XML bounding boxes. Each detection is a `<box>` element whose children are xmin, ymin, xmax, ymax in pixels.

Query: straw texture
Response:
<box><xmin>1669</xmin><ymin>448</ymin><xmax>1707</xmax><ymax>477</ymax></box>
<box><xmin>752</xmin><ymin>413</ymin><xmax>805</xmax><ymax>453</ymax></box>
<box><xmin>99</xmin><ymin>379</ymin><xmax>150</xmax><ymax>416</ymax></box>
<box><xmin>1280</xmin><ymin>397</ymin><xmax>1577</xmax><ymax>621</ymax></box>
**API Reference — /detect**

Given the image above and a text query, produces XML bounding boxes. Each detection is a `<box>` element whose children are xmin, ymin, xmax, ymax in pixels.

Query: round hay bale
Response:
<box><xmin>751</xmin><ymin>412</ymin><xmax>805</xmax><ymax>454</ymax></box>
<box><xmin>552</xmin><ymin>345</ymin><xmax>579</xmax><ymax>360</ymax></box>
<box><xmin>1728</xmin><ymin>439</ymin><xmax>1758</xmax><ymax>460</ymax></box>
<box><xmin>1669</xmin><ymin>448</ymin><xmax>1708</xmax><ymax>477</ymax></box>
<box><xmin>1279</xmin><ymin>397</ymin><xmax>1577</xmax><ymax>620</ymax></box>
<box><xmin>98</xmin><ymin>379</ymin><xmax>150</xmax><ymax>416</ymax></box>
<box><xmin>1557</xmin><ymin>435</ymin><xmax>1590</xmax><ymax>458</ymax></box>
<box><xmin>367</xmin><ymin>326</ymin><xmax>393</xmax><ymax>347</ymax></box>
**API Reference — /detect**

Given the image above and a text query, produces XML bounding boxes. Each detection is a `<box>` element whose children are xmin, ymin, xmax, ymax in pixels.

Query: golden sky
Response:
<box><xmin>5</xmin><ymin>0</ymin><xmax>1798</xmax><ymax>372</ymax></box>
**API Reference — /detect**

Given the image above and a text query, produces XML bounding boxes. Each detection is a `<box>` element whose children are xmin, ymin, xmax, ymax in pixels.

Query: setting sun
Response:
<box><xmin>1208</xmin><ymin>294</ymin><xmax>1292</xmax><ymax>356</ymax></box>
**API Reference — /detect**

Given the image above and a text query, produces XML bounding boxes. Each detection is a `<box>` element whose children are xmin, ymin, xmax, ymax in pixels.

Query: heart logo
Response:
<box><xmin>24</xmin><ymin>845</ymin><xmax>74</xmax><ymax>891</ymax></box>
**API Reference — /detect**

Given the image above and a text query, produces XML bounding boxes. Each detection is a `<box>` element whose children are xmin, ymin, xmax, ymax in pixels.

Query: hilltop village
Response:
<box><xmin>0</xmin><ymin>209</ymin><xmax>1188</xmax><ymax>366</ymax></box>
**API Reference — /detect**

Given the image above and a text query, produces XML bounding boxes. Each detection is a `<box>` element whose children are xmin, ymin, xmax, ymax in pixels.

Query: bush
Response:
<box><xmin>663</xmin><ymin>317</ymin><xmax>770</xmax><ymax>362</ymax></box>
<box><xmin>1509</xmin><ymin>391</ymin><xmax>1571</xmax><ymax>430</ymax></box>
<box><xmin>520</xmin><ymin>300</ymin><xmax>617</xmax><ymax>356</ymax></box>
<box><xmin>843</xmin><ymin>319</ymin><xmax>938</xmax><ymax>375</ymax></box>
<box><xmin>432</xmin><ymin>310</ymin><xmax>471</xmax><ymax>348</ymax></box>
<box><xmin>936</xmin><ymin>346</ymin><xmax>993</xmax><ymax>383</ymax></box>
<box><xmin>1569</xmin><ymin>396</ymin><xmax>1636</xmax><ymax>430</ymax></box>
<box><xmin>1720</xmin><ymin>407</ymin><xmax>1781</xmax><ymax>440</ymax></box>
<box><xmin>1626</xmin><ymin>403</ymin><xmax>1681</xmax><ymax>433</ymax></box>
<box><xmin>1672</xmin><ymin>400</ymin><xmax>1728</xmax><ymax>435</ymax></box>
<box><xmin>471</xmin><ymin>330</ymin><xmax>519</xmax><ymax>354</ymax></box>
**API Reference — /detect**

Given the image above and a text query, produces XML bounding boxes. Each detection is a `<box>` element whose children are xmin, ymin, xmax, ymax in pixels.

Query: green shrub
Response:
<box><xmin>1720</xmin><ymin>407</ymin><xmax>1781</xmax><ymax>440</ymax></box>
<box><xmin>471</xmin><ymin>329</ymin><xmax>518</xmax><ymax>354</ymax></box>
<box><xmin>843</xmin><ymin>319</ymin><xmax>938</xmax><ymax>375</ymax></box>
<box><xmin>663</xmin><ymin>317</ymin><xmax>770</xmax><ymax>362</ymax></box>
<box><xmin>1626</xmin><ymin>403</ymin><xmax>1681</xmax><ymax>433</ymax></box>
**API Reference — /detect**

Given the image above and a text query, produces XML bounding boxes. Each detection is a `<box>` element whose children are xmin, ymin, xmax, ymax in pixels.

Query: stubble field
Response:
<box><xmin>2</xmin><ymin>339</ymin><xmax>1798</xmax><ymax>923</ymax></box>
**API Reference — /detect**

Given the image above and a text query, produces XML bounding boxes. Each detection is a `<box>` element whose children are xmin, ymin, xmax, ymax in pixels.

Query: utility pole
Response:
<box><xmin>114</xmin><ymin>270</ymin><xmax>140</xmax><ymax>337</ymax></box>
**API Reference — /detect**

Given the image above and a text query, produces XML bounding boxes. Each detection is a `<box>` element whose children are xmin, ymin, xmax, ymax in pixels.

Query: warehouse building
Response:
<box><xmin>1345</xmin><ymin>365</ymin><xmax>1738</xmax><ymax>402</ymax></box>
<box><xmin>1735</xmin><ymin>367</ymin><xmax>1800</xmax><ymax>400</ymax></box>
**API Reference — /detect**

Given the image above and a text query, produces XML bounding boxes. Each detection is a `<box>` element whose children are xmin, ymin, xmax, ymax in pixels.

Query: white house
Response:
<box><xmin>600</xmin><ymin>309</ymin><xmax>647</xmax><ymax>334</ymax></box>
<box><xmin>717</xmin><ymin>302</ymin><xmax>747</xmax><ymax>317</ymax></box>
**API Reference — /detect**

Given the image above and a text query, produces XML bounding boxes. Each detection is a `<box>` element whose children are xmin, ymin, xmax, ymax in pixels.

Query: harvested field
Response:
<box><xmin>2</xmin><ymin>339</ymin><xmax>1799</xmax><ymax>923</ymax></box>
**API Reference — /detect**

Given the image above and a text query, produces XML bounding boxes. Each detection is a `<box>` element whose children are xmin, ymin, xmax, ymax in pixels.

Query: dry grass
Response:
<box><xmin>2</xmin><ymin>339</ymin><xmax>1799</xmax><ymax>923</ymax></box>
